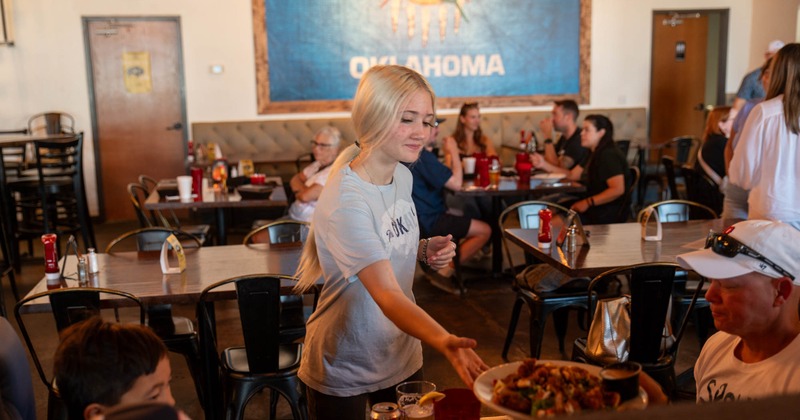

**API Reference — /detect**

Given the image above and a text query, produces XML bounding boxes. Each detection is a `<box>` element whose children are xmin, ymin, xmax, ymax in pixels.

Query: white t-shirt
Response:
<box><xmin>695</xmin><ymin>331</ymin><xmax>800</xmax><ymax>402</ymax></box>
<box><xmin>288</xmin><ymin>163</ymin><xmax>332</xmax><ymax>222</ymax></box>
<box><xmin>298</xmin><ymin>163</ymin><xmax>422</xmax><ymax>397</ymax></box>
<box><xmin>729</xmin><ymin>95</ymin><xmax>800</xmax><ymax>225</ymax></box>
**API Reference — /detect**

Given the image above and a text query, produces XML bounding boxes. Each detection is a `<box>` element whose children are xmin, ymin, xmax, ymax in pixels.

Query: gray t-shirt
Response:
<box><xmin>298</xmin><ymin>163</ymin><xmax>422</xmax><ymax>397</ymax></box>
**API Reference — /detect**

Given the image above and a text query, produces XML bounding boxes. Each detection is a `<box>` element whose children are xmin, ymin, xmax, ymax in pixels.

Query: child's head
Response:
<box><xmin>53</xmin><ymin>317</ymin><xmax>172</xmax><ymax>419</ymax></box>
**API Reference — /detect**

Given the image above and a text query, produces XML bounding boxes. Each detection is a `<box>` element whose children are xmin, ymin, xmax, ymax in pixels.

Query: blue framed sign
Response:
<box><xmin>253</xmin><ymin>0</ymin><xmax>590</xmax><ymax>113</ymax></box>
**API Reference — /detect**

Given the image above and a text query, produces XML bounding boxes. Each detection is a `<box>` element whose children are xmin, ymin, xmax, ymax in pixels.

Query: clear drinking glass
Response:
<box><xmin>396</xmin><ymin>380</ymin><xmax>436</xmax><ymax>419</ymax></box>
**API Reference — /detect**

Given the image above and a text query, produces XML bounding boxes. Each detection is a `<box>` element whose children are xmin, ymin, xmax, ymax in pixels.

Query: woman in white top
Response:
<box><xmin>730</xmin><ymin>43</ymin><xmax>800</xmax><ymax>229</ymax></box>
<box><xmin>293</xmin><ymin>65</ymin><xmax>488</xmax><ymax>419</ymax></box>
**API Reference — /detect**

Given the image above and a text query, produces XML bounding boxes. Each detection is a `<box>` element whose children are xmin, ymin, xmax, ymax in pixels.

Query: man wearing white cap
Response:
<box><xmin>676</xmin><ymin>219</ymin><xmax>800</xmax><ymax>402</ymax></box>
<box><xmin>733</xmin><ymin>39</ymin><xmax>784</xmax><ymax>111</ymax></box>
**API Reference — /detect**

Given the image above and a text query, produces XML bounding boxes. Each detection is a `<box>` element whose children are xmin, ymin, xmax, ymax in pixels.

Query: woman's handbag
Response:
<box><xmin>586</xmin><ymin>296</ymin><xmax>631</xmax><ymax>364</ymax></box>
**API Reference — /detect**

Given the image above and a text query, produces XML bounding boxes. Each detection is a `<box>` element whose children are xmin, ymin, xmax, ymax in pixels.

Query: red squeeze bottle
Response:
<box><xmin>538</xmin><ymin>208</ymin><xmax>552</xmax><ymax>248</ymax></box>
<box><xmin>42</xmin><ymin>234</ymin><xmax>61</xmax><ymax>289</ymax></box>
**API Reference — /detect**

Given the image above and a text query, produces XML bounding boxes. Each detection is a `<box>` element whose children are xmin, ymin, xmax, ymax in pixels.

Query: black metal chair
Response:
<box><xmin>499</xmin><ymin>200</ymin><xmax>589</xmax><ymax>361</ymax></box>
<box><xmin>683</xmin><ymin>165</ymin><xmax>724</xmax><ymax>216</ymax></box>
<box><xmin>616</xmin><ymin>139</ymin><xmax>631</xmax><ymax>158</ymax></box>
<box><xmin>0</xmin><ymin>210</ymin><xmax>20</xmax><ymax>310</ymax></box>
<box><xmin>105</xmin><ymin>228</ymin><xmax>205</xmax><ymax>404</ymax></box>
<box><xmin>7</xmin><ymin>134</ymin><xmax>96</xmax><ymax>257</ymax></box>
<box><xmin>571</xmin><ymin>262</ymin><xmax>705</xmax><ymax>398</ymax></box>
<box><xmin>197</xmin><ymin>274</ymin><xmax>307</xmax><ymax>420</ymax></box>
<box><xmin>617</xmin><ymin>165</ymin><xmax>640</xmax><ymax>222</ymax></box>
<box><xmin>14</xmin><ymin>287</ymin><xmax>146</xmax><ymax>420</ymax></box>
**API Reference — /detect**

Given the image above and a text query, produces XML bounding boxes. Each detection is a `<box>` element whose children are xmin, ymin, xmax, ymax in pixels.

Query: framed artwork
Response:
<box><xmin>253</xmin><ymin>0</ymin><xmax>591</xmax><ymax>114</ymax></box>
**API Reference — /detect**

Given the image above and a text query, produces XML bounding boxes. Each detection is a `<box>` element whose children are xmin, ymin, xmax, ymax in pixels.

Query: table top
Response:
<box><xmin>456</xmin><ymin>176</ymin><xmax>585</xmax><ymax>198</ymax></box>
<box><xmin>0</xmin><ymin>133</ymin><xmax>77</xmax><ymax>147</ymax></box>
<box><xmin>504</xmin><ymin>218</ymin><xmax>732</xmax><ymax>278</ymax></box>
<box><xmin>144</xmin><ymin>178</ymin><xmax>288</xmax><ymax>210</ymax></box>
<box><xmin>21</xmin><ymin>244</ymin><xmax>303</xmax><ymax>312</ymax></box>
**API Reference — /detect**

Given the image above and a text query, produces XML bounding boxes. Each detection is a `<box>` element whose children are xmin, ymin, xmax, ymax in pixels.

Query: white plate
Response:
<box><xmin>532</xmin><ymin>173</ymin><xmax>566</xmax><ymax>184</ymax></box>
<box><xmin>473</xmin><ymin>360</ymin><xmax>647</xmax><ymax>419</ymax></box>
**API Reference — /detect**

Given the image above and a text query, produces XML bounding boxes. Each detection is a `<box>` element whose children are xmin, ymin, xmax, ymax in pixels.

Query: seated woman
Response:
<box><xmin>442</xmin><ymin>102</ymin><xmax>497</xmax><ymax>221</ymax></box>
<box><xmin>287</xmin><ymin>126</ymin><xmax>342</xmax><ymax>222</ymax></box>
<box><xmin>442</xmin><ymin>102</ymin><xmax>497</xmax><ymax>168</ymax></box>
<box><xmin>695</xmin><ymin>105</ymin><xmax>733</xmax><ymax>184</ymax></box>
<box><xmin>531</xmin><ymin>114</ymin><xmax>629</xmax><ymax>224</ymax></box>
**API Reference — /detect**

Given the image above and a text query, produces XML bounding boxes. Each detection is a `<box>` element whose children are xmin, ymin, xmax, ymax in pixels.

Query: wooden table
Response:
<box><xmin>504</xmin><ymin>219</ymin><xmax>732</xmax><ymax>278</ymax></box>
<box><xmin>455</xmin><ymin>176</ymin><xmax>585</xmax><ymax>274</ymax></box>
<box><xmin>20</xmin><ymin>244</ymin><xmax>302</xmax><ymax>313</ymax></box>
<box><xmin>143</xmin><ymin>179</ymin><xmax>288</xmax><ymax>245</ymax></box>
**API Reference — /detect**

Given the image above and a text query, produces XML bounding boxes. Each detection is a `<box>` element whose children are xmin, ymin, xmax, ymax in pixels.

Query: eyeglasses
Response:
<box><xmin>704</xmin><ymin>231</ymin><xmax>795</xmax><ymax>280</ymax></box>
<box><xmin>310</xmin><ymin>140</ymin><xmax>335</xmax><ymax>149</ymax></box>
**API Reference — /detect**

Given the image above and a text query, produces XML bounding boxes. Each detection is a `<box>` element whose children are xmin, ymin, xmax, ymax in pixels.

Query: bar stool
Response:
<box><xmin>6</xmin><ymin>133</ymin><xmax>96</xmax><ymax>255</ymax></box>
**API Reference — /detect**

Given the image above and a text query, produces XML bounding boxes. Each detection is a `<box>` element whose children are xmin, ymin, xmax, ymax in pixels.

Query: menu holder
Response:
<box><xmin>160</xmin><ymin>234</ymin><xmax>187</xmax><ymax>274</ymax></box>
<box><xmin>640</xmin><ymin>207</ymin><xmax>663</xmax><ymax>241</ymax></box>
<box><xmin>556</xmin><ymin>210</ymin><xmax>590</xmax><ymax>249</ymax></box>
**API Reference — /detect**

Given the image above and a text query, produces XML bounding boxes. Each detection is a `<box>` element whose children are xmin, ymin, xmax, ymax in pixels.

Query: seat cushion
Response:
<box><xmin>223</xmin><ymin>343</ymin><xmax>302</xmax><ymax>374</ymax></box>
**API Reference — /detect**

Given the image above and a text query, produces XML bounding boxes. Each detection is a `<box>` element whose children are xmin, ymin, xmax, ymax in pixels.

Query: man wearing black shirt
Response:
<box><xmin>538</xmin><ymin>99</ymin><xmax>589</xmax><ymax>169</ymax></box>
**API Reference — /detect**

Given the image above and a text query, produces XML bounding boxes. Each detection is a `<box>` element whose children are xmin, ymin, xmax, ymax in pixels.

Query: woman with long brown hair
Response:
<box><xmin>442</xmin><ymin>102</ymin><xmax>497</xmax><ymax>168</ymax></box>
<box><xmin>730</xmin><ymin>43</ymin><xmax>800</xmax><ymax>228</ymax></box>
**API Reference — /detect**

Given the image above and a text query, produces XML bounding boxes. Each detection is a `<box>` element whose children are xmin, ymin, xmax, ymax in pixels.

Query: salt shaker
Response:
<box><xmin>87</xmin><ymin>248</ymin><xmax>100</xmax><ymax>273</ymax></box>
<box><xmin>566</xmin><ymin>225</ymin><xmax>577</xmax><ymax>252</ymax></box>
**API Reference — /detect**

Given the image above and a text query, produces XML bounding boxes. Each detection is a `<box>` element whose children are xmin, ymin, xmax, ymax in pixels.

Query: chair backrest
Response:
<box><xmin>33</xmin><ymin>135</ymin><xmax>82</xmax><ymax>185</ymax></box>
<box><xmin>499</xmin><ymin>200</ymin><xmax>570</xmax><ymax>276</ymax></box>
<box><xmin>616</xmin><ymin>165</ymin><xmax>640</xmax><ymax>223</ymax></box>
<box><xmin>243</xmin><ymin>220</ymin><xmax>310</xmax><ymax>245</ymax></box>
<box><xmin>138</xmin><ymin>175</ymin><xmax>182</xmax><ymax>228</ymax></box>
<box><xmin>14</xmin><ymin>287</ymin><xmax>145</xmax><ymax>390</ymax></box>
<box><xmin>637</xmin><ymin>199</ymin><xmax>718</xmax><ymax>223</ymax></box>
<box><xmin>585</xmin><ymin>262</ymin><xmax>702</xmax><ymax>364</ymax></box>
<box><xmin>0</xmin><ymin>316</ymin><xmax>36</xmax><ymax>420</ymax></box>
<box><xmin>198</xmin><ymin>274</ymin><xmax>289</xmax><ymax>374</ymax></box>
<box><xmin>683</xmin><ymin>165</ymin><xmax>724</xmax><ymax>216</ymax></box>
<box><xmin>127</xmin><ymin>183</ymin><xmax>158</xmax><ymax>228</ymax></box>
<box><xmin>661</xmin><ymin>155</ymin><xmax>680</xmax><ymax>200</ymax></box>
<box><xmin>104</xmin><ymin>227</ymin><xmax>202</xmax><ymax>253</ymax></box>
<box><xmin>616</xmin><ymin>139</ymin><xmax>631</xmax><ymax>158</ymax></box>
<box><xmin>138</xmin><ymin>175</ymin><xmax>159</xmax><ymax>194</ymax></box>
<box><xmin>664</xmin><ymin>136</ymin><xmax>700</xmax><ymax>166</ymax></box>
<box><xmin>28</xmin><ymin>112</ymin><xmax>75</xmax><ymax>135</ymax></box>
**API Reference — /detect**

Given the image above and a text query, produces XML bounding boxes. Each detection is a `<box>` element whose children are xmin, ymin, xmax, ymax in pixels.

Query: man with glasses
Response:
<box><xmin>288</xmin><ymin>126</ymin><xmax>342</xmax><ymax>222</ymax></box>
<box><xmin>676</xmin><ymin>219</ymin><xmax>800</xmax><ymax>402</ymax></box>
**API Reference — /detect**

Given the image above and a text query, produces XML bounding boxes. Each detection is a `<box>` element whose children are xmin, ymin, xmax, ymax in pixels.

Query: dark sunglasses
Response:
<box><xmin>704</xmin><ymin>231</ymin><xmax>795</xmax><ymax>280</ymax></box>
<box><xmin>310</xmin><ymin>140</ymin><xmax>334</xmax><ymax>149</ymax></box>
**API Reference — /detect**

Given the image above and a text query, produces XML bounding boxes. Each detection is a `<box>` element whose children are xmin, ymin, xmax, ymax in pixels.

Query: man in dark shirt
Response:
<box><xmin>538</xmin><ymin>99</ymin><xmax>589</xmax><ymax>170</ymax></box>
<box><xmin>408</xmin><ymin>117</ymin><xmax>490</xmax><ymax>284</ymax></box>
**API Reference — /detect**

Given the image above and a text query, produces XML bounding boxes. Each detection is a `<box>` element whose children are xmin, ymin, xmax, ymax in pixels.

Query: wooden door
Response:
<box><xmin>649</xmin><ymin>13</ymin><xmax>709</xmax><ymax>148</ymax></box>
<box><xmin>85</xmin><ymin>18</ymin><xmax>187</xmax><ymax>221</ymax></box>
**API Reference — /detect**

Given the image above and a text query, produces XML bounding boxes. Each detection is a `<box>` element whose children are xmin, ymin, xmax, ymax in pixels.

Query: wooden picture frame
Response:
<box><xmin>253</xmin><ymin>0</ymin><xmax>591</xmax><ymax>114</ymax></box>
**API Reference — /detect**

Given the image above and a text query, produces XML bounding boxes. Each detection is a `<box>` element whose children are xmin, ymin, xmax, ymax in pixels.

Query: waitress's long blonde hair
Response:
<box><xmin>293</xmin><ymin>65</ymin><xmax>436</xmax><ymax>293</ymax></box>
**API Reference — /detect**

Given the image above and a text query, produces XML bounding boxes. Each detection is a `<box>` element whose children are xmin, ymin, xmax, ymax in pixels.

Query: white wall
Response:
<box><xmin>1</xmin><ymin>0</ymin><xmax>791</xmax><ymax>215</ymax></box>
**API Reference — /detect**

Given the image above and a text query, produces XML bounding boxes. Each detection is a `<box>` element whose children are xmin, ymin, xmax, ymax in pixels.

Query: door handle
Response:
<box><xmin>693</xmin><ymin>103</ymin><xmax>705</xmax><ymax>111</ymax></box>
<box><xmin>166</xmin><ymin>122</ymin><xmax>183</xmax><ymax>131</ymax></box>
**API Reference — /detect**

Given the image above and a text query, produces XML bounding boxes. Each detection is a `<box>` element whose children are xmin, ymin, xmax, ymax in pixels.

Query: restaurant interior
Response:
<box><xmin>3</xmin><ymin>0</ymin><xmax>800</xmax><ymax>419</ymax></box>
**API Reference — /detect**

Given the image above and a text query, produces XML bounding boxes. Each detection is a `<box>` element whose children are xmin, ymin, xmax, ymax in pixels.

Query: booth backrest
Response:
<box><xmin>192</xmin><ymin>107</ymin><xmax>646</xmax><ymax>178</ymax></box>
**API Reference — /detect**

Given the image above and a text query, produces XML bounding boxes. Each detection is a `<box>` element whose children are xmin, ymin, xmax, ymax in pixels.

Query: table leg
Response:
<box><xmin>490</xmin><ymin>196</ymin><xmax>503</xmax><ymax>276</ymax></box>
<box><xmin>216</xmin><ymin>208</ymin><xmax>227</xmax><ymax>245</ymax></box>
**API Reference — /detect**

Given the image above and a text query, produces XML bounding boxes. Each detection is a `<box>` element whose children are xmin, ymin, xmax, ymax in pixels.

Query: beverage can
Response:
<box><xmin>370</xmin><ymin>402</ymin><xmax>401</xmax><ymax>419</ymax></box>
<box><xmin>538</xmin><ymin>208</ymin><xmax>552</xmax><ymax>248</ymax></box>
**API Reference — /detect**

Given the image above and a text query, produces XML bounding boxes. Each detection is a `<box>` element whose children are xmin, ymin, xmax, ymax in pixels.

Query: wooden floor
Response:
<box><xmin>1</xmin><ymin>219</ymin><xmax>704</xmax><ymax>419</ymax></box>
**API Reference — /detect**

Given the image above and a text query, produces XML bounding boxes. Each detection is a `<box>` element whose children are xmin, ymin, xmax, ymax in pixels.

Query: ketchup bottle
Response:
<box><xmin>538</xmin><ymin>208</ymin><xmax>552</xmax><ymax>248</ymax></box>
<box><xmin>42</xmin><ymin>233</ymin><xmax>61</xmax><ymax>289</ymax></box>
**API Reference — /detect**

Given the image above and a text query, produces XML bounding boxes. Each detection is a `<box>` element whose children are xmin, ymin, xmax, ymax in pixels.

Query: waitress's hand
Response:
<box><xmin>424</xmin><ymin>235</ymin><xmax>457</xmax><ymax>270</ymax></box>
<box><xmin>439</xmin><ymin>334</ymin><xmax>489</xmax><ymax>388</ymax></box>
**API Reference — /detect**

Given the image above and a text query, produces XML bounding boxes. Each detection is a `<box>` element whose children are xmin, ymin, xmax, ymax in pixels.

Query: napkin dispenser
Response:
<box><xmin>160</xmin><ymin>234</ymin><xmax>187</xmax><ymax>274</ymax></box>
<box><xmin>640</xmin><ymin>207</ymin><xmax>663</xmax><ymax>241</ymax></box>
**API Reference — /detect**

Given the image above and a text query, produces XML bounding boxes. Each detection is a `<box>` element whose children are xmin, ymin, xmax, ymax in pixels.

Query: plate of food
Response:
<box><xmin>532</xmin><ymin>173</ymin><xmax>567</xmax><ymax>184</ymax></box>
<box><xmin>473</xmin><ymin>359</ymin><xmax>647</xmax><ymax>419</ymax></box>
<box><xmin>236</xmin><ymin>184</ymin><xmax>275</xmax><ymax>199</ymax></box>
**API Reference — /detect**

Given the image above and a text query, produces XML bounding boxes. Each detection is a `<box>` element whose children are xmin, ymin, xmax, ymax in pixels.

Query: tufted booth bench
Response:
<box><xmin>191</xmin><ymin>107</ymin><xmax>647</xmax><ymax>179</ymax></box>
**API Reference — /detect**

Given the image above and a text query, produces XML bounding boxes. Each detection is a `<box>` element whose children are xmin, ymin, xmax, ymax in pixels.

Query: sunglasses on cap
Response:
<box><xmin>705</xmin><ymin>231</ymin><xmax>795</xmax><ymax>280</ymax></box>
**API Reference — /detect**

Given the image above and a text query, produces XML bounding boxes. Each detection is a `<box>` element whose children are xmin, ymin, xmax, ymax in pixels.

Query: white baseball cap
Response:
<box><xmin>768</xmin><ymin>39</ymin><xmax>785</xmax><ymax>54</ymax></box>
<box><xmin>677</xmin><ymin>220</ymin><xmax>800</xmax><ymax>284</ymax></box>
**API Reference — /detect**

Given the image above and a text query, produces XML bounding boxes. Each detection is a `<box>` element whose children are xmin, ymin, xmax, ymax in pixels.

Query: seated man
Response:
<box><xmin>538</xmin><ymin>99</ymin><xmax>589</xmax><ymax>170</ymax></box>
<box><xmin>408</xmin><ymin>117</ymin><xmax>491</xmax><ymax>283</ymax></box>
<box><xmin>676</xmin><ymin>220</ymin><xmax>800</xmax><ymax>402</ymax></box>
<box><xmin>287</xmin><ymin>126</ymin><xmax>342</xmax><ymax>222</ymax></box>
<box><xmin>54</xmin><ymin>317</ymin><xmax>176</xmax><ymax>419</ymax></box>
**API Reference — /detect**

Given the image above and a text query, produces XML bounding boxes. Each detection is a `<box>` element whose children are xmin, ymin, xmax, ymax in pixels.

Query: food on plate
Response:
<box><xmin>491</xmin><ymin>358</ymin><xmax>621</xmax><ymax>417</ymax></box>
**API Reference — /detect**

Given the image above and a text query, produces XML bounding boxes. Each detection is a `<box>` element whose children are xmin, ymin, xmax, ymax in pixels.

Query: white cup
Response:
<box><xmin>177</xmin><ymin>175</ymin><xmax>193</xmax><ymax>201</ymax></box>
<box><xmin>462</xmin><ymin>157</ymin><xmax>476</xmax><ymax>174</ymax></box>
